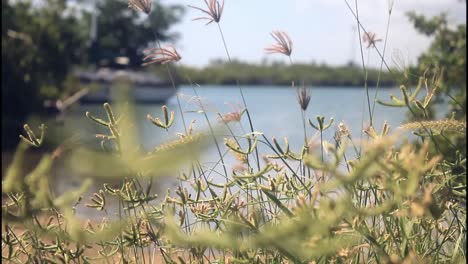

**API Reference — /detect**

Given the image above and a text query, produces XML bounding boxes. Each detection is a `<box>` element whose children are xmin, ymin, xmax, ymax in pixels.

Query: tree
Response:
<box><xmin>1</xmin><ymin>0</ymin><xmax>185</xmax><ymax>150</ymax></box>
<box><xmin>91</xmin><ymin>0</ymin><xmax>184</xmax><ymax>67</ymax></box>
<box><xmin>406</xmin><ymin>11</ymin><xmax>466</xmax><ymax>162</ymax></box>
<box><xmin>2</xmin><ymin>0</ymin><xmax>88</xmax><ymax>149</ymax></box>
<box><xmin>407</xmin><ymin>11</ymin><xmax>466</xmax><ymax>119</ymax></box>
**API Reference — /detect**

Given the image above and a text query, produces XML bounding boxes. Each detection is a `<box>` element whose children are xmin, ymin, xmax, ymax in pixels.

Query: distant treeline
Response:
<box><xmin>155</xmin><ymin>60</ymin><xmax>400</xmax><ymax>87</ymax></box>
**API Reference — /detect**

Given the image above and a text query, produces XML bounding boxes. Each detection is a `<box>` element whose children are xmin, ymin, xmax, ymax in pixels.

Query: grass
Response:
<box><xmin>2</xmin><ymin>0</ymin><xmax>466</xmax><ymax>263</ymax></box>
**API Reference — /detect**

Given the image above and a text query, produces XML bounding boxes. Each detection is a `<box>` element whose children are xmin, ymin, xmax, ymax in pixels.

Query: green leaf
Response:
<box><xmin>262</xmin><ymin>190</ymin><xmax>293</xmax><ymax>217</ymax></box>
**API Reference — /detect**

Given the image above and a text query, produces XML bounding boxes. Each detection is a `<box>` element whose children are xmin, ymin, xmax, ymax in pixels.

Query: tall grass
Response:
<box><xmin>2</xmin><ymin>0</ymin><xmax>466</xmax><ymax>263</ymax></box>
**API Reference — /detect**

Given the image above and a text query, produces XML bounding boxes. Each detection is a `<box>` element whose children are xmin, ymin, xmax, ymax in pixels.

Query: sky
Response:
<box><xmin>160</xmin><ymin>0</ymin><xmax>466</xmax><ymax>68</ymax></box>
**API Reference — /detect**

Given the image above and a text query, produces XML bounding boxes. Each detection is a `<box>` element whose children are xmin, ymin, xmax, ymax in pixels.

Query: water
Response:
<box><xmin>73</xmin><ymin>85</ymin><xmax>408</xmax><ymax>144</ymax></box>
<box><xmin>57</xmin><ymin>85</ymin><xmax>411</xmax><ymax>218</ymax></box>
<box><xmin>70</xmin><ymin>85</ymin><xmax>410</xmax><ymax>173</ymax></box>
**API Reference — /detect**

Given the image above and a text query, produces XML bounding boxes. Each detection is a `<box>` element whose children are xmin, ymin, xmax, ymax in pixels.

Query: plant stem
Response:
<box><xmin>353</xmin><ymin>0</ymin><xmax>373</xmax><ymax>128</ymax></box>
<box><xmin>371</xmin><ymin>10</ymin><xmax>392</xmax><ymax>120</ymax></box>
<box><xmin>216</xmin><ymin>23</ymin><xmax>261</xmax><ymax>172</ymax></box>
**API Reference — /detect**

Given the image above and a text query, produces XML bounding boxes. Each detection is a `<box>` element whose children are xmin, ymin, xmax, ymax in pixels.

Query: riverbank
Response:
<box><xmin>148</xmin><ymin>61</ymin><xmax>402</xmax><ymax>87</ymax></box>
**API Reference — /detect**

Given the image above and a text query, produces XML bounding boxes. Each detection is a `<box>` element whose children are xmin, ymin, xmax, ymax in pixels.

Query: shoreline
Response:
<box><xmin>175</xmin><ymin>83</ymin><xmax>397</xmax><ymax>88</ymax></box>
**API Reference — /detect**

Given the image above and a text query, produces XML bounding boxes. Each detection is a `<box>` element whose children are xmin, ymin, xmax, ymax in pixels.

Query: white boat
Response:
<box><xmin>75</xmin><ymin>68</ymin><xmax>177</xmax><ymax>104</ymax></box>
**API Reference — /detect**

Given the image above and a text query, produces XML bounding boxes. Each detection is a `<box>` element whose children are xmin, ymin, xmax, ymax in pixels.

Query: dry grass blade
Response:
<box><xmin>189</xmin><ymin>0</ymin><xmax>225</xmax><ymax>25</ymax></box>
<box><xmin>265</xmin><ymin>30</ymin><xmax>293</xmax><ymax>56</ymax></box>
<box><xmin>142</xmin><ymin>47</ymin><xmax>182</xmax><ymax>66</ymax></box>
<box><xmin>128</xmin><ymin>0</ymin><xmax>152</xmax><ymax>15</ymax></box>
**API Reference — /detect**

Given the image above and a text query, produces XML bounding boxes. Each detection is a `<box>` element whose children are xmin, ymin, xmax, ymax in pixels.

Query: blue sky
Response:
<box><xmin>163</xmin><ymin>0</ymin><xmax>466</xmax><ymax>68</ymax></box>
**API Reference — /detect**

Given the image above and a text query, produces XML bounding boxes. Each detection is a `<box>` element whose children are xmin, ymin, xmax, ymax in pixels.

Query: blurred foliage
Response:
<box><xmin>2</xmin><ymin>100</ymin><xmax>466</xmax><ymax>263</ymax></box>
<box><xmin>1</xmin><ymin>0</ymin><xmax>184</xmax><ymax>150</ymax></box>
<box><xmin>405</xmin><ymin>11</ymin><xmax>466</xmax><ymax>163</ymax></box>
<box><xmin>407</xmin><ymin>11</ymin><xmax>466</xmax><ymax>119</ymax></box>
<box><xmin>2</xmin><ymin>0</ymin><xmax>88</xmax><ymax>149</ymax></box>
<box><xmin>169</xmin><ymin>60</ymin><xmax>397</xmax><ymax>87</ymax></box>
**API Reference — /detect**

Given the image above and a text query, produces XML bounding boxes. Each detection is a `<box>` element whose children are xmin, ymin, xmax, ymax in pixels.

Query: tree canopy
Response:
<box><xmin>90</xmin><ymin>0</ymin><xmax>184</xmax><ymax>67</ymax></box>
<box><xmin>2</xmin><ymin>0</ymin><xmax>88</xmax><ymax>149</ymax></box>
<box><xmin>1</xmin><ymin>0</ymin><xmax>185</xmax><ymax>149</ymax></box>
<box><xmin>406</xmin><ymin>11</ymin><xmax>466</xmax><ymax>162</ymax></box>
<box><xmin>407</xmin><ymin>11</ymin><xmax>466</xmax><ymax>119</ymax></box>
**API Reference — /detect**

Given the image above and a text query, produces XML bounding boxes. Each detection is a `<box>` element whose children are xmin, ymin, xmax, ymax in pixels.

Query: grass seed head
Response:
<box><xmin>142</xmin><ymin>46</ymin><xmax>181</xmax><ymax>66</ymax></box>
<box><xmin>338</xmin><ymin>122</ymin><xmax>350</xmax><ymax>137</ymax></box>
<box><xmin>297</xmin><ymin>84</ymin><xmax>311</xmax><ymax>111</ymax></box>
<box><xmin>219</xmin><ymin>103</ymin><xmax>243</xmax><ymax>123</ymax></box>
<box><xmin>362</xmin><ymin>31</ymin><xmax>382</xmax><ymax>48</ymax></box>
<box><xmin>265</xmin><ymin>30</ymin><xmax>293</xmax><ymax>56</ymax></box>
<box><xmin>189</xmin><ymin>0</ymin><xmax>225</xmax><ymax>25</ymax></box>
<box><xmin>128</xmin><ymin>0</ymin><xmax>152</xmax><ymax>15</ymax></box>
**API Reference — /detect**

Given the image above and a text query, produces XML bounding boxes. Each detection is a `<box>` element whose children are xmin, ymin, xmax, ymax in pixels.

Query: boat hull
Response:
<box><xmin>80</xmin><ymin>85</ymin><xmax>177</xmax><ymax>104</ymax></box>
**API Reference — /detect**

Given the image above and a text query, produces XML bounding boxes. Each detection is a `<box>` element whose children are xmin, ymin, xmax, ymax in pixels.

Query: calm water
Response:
<box><xmin>68</xmin><ymin>85</ymin><xmax>412</xmax><ymax>176</ymax></box>
<box><xmin>72</xmin><ymin>85</ymin><xmax>409</xmax><ymax>148</ymax></box>
<box><xmin>58</xmin><ymin>85</ymin><xmax>412</xmax><ymax>217</ymax></box>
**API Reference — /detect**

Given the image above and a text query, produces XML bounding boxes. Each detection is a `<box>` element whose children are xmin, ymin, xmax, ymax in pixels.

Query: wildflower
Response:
<box><xmin>338</xmin><ymin>248</ymin><xmax>351</xmax><ymax>258</ymax></box>
<box><xmin>219</xmin><ymin>112</ymin><xmax>241</xmax><ymax>123</ymax></box>
<box><xmin>151</xmin><ymin>133</ymin><xmax>202</xmax><ymax>154</ymax></box>
<box><xmin>296</xmin><ymin>83</ymin><xmax>311</xmax><ymax>111</ymax></box>
<box><xmin>295</xmin><ymin>194</ymin><xmax>307</xmax><ymax>209</ymax></box>
<box><xmin>307</xmin><ymin>133</ymin><xmax>332</xmax><ymax>156</ymax></box>
<box><xmin>189</xmin><ymin>0</ymin><xmax>225</xmax><ymax>25</ymax></box>
<box><xmin>188</xmin><ymin>119</ymin><xmax>196</xmax><ymax>135</ymax></box>
<box><xmin>128</xmin><ymin>0</ymin><xmax>152</xmax><ymax>15</ymax></box>
<box><xmin>307</xmin><ymin>133</ymin><xmax>321</xmax><ymax>154</ymax></box>
<box><xmin>362</xmin><ymin>32</ymin><xmax>382</xmax><ymax>48</ymax></box>
<box><xmin>224</xmin><ymin>138</ymin><xmax>247</xmax><ymax>163</ymax></box>
<box><xmin>142</xmin><ymin>47</ymin><xmax>181</xmax><ymax>66</ymax></box>
<box><xmin>381</xmin><ymin>121</ymin><xmax>390</xmax><ymax>136</ymax></box>
<box><xmin>230</xmin><ymin>197</ymin><xmax>245</xmax><ymax>212</ymax></box>
<box><xmin>190</xmin><ymin>202</ymin><xmax>214</xmax><ymax>215</ymax></box>
<box><xmin>265</xmin><ymin>30</ymin><xmax>293</xmax><ymax>56</ymax></box>
<box><xmin>333</xmin><ymin>131</ymin><xmax>341</xmax><ymax>145</ymax></box>
<box><xmin>232</xmin><ymin>162</ymin><xmax>248</xmax><ymax>173</ymax></box>
<box><xmin>400</xmin><ymin>119</ymin><xmax>466</xmax><ymax>134</ymax></box>
<box><xmin>363</xmin><ymin>125</ymin><xmax>378</xmax><ymax>139</ymax></box>
<box><xmin>219</xmin><ymin>103</ymin><xmax>243</xmax><ymax>123</ymax></box>
<box><xmin>147</xmin><ymin>105</ymin><xmax>175</xmax><ymax>130</ymax></box>
<box><xmin>338</xmin><ymin>121</ymin><xmax>350</xmax><ymax>138</ymax></box>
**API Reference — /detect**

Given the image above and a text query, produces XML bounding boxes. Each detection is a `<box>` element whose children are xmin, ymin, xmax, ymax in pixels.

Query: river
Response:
<box><xmin>11</xmin><ymin>85</ymin><xmax>419</xmax><ymax>218</ymax></box>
